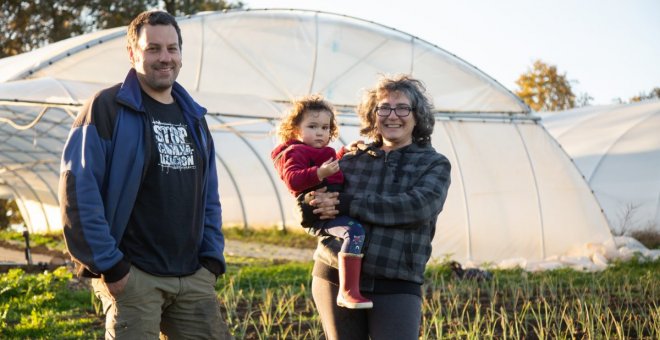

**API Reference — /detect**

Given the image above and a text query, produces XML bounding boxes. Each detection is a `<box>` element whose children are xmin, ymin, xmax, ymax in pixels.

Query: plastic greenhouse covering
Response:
<box><xmin>3</xmin><ymin>9</ymin><xmax>647</xmax><ymax>269</ymax></box>
<box><xmin>539</xmin><ymin>100</ymin><xmax>660</xmax><ymax>234</ymax></box>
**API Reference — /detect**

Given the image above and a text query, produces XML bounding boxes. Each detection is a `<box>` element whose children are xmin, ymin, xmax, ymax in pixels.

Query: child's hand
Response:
<box><xmin>317</xmin><ymin>159</ymin><xmax>340</xmax><ymax>180</ymax></box>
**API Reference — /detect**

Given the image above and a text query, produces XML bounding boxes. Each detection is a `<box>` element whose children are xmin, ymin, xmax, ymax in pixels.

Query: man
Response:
<box><xmin>59</xmin><ymin>10</ymin><xmax>231</xmax><ymax>339</ymax></box>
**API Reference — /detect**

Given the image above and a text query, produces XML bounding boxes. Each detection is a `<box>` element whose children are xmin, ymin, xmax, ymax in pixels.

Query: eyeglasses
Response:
<box><xmin>376</xmin><ymin>106</ymin><xmax>414</xmax><ymax>117</ymax></box>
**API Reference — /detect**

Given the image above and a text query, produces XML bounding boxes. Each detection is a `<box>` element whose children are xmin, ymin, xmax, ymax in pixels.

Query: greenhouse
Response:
<box><xmin>540</xmin><ymin>100</ymin><xmax>660</xmax><ymax>234</ymax></box>
<box><xmin>0</xmin><ymin>9</ymin><xmax>617</xmax><ymax>267</ymax></box>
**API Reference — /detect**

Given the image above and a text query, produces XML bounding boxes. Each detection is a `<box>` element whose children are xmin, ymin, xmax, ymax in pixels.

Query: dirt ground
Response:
<box><xmin>0</xmin><ymin>239</ymin><xmax>314</xmax><ymax>266</ymax></box>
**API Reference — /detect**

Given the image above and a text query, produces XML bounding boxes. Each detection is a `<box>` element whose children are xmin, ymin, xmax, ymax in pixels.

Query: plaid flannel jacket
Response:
<box><xmin>313</xmin><ymin>142</ymin><xmax>451</xmax><ymax>287</ymax></box>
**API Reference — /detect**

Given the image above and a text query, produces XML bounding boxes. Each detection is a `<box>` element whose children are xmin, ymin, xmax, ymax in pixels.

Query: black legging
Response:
<box><xmin>311</xmin><ymin>276</ymin><xmax>422</xmax><ymax>340</ymax></box>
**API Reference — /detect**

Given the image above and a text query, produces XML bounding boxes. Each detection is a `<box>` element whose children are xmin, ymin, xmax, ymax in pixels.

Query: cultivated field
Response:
<box><xmin>1</xmin><ymin>229</ymin><xmax>658</xmax><ymax>339</ymax></box>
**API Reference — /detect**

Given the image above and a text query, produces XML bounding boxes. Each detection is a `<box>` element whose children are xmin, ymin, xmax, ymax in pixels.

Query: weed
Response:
<box><xmin>0</xmin><ymin>267</ymin><xmax>101</xmax><ymax>339</ymax></box>
<box><xmin>630</xmin><ymin>226</ymin><xmax>660</xmax><ymax>249</ymax></box>
<box><xmin>223</xmin><ymin>226</ymin><xmax>317</xmax><ymax>249</ymax></box>
<box><xmin>1</xmin><ymin>251</ymin><xmax>658</xmax><ymax>338</ymax></box>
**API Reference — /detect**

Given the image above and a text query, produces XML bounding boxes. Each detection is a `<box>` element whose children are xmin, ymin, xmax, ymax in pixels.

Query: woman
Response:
<box><xmin>301</xmin><ymin>74</ymin><xmax>452</xmax><ymax>339</ymax></box>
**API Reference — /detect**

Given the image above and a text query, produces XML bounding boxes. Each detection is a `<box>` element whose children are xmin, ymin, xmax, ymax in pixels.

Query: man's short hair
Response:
<box><xmin>127</xmin><ymin>10</ymin><xmax>182</xmax><ymax>50</ymax></box>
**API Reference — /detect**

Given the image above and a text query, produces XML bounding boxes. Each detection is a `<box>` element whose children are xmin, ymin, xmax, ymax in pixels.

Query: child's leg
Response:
<box><xmin>336</xmin><ymin>252</ymin><xmax>372</xmax><ymax>309</ymax></box>
<box><xmin>317</xmin><ymin>216</ymin><xmax>372</xmax><ymax>309</ymax></box>
<box><xmin>319</xmin><ymin>216</ymin><xmax>365</xmax><ymax>254</ymax></box>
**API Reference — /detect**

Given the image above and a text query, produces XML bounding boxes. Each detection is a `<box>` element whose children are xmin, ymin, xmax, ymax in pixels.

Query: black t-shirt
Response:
<box><xmin>120</xmin><ymin>92</ymin><xmax>204</xmax><ymax>276</ymax></box>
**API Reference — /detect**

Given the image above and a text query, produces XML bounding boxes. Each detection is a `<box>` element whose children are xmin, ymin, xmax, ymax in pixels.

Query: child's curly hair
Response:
<box><xmin>277</xmin><ymin>94</ymin><xmax>340</xmax><ymax>142</ymax></box>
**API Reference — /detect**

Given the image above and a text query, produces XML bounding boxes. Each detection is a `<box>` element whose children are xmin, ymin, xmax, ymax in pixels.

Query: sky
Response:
<box><xmin>245</xmin><ymin>0</ymin><xmax>660</xmax><ymax>105</ymax></box>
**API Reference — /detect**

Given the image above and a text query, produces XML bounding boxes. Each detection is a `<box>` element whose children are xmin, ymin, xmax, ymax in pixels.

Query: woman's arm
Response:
<box><xmin>310</xmin><ymin>188</ymin><xmax>340</xmax><ymax>219</ymax></box>
<box><xmin>350</xmin><ymin>156</ymin><xmax>451</xmax><ymax>228</ymax></box>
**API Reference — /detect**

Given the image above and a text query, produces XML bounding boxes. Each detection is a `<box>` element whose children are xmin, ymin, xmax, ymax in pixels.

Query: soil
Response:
<box><xmin>0</xmin><ymin>239</ymin><xmax>68</xmax><ymax>260</ymax></box>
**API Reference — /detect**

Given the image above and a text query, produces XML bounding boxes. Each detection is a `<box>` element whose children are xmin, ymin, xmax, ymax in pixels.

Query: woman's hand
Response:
<box><xmin>309</xmin><ymin>187</ymin><xmax>340</xmax><ymax>219</ymax></box>
<box><xmin>347</xmin><ymin>140</ymin><xmax>366</xmax><ymax>152</ymax></box>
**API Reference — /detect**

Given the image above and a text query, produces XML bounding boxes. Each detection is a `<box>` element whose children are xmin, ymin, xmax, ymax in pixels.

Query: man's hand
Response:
<box><xmin>106</xmin><ymin>272</ymin><xmax>130</xmax><ymax>297</ymax></box>
<box><xmin>317</xmin><ymin>159</ymin><xmax>340</xmax><ymax>180</ymax></box>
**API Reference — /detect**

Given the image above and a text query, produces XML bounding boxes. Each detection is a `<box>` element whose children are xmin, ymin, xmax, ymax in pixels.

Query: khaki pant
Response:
<box><xmin>92</xmin><ymin>266</ymin><xmax>232</xmax><ymax>339</ymax></box>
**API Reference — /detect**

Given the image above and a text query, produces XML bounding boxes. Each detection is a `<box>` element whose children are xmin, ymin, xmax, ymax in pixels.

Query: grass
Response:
<box><xmin>421</xmin><ymin>258</ymin><xmax>659</xmax><ymax>339</ymax></box>
<box><xmin>0</xmin><ymin>230</ymin><xmax>67</xmax><ymax>256</ymax></box>
<box><xmin>3</xmin><ymin>224</ymin><xmax>658</xmax><ymax>252</ymax></box>
<box><xmin>1</xmin><ymin>258</ymin><xmax>659</xmax><ymax>339</ymax></box>
<box><xmin>0</xmin><ymin>267</ymin><xmax>102</xmax><ymax>339</ymax></box>
<box><xmin>222</xmin><ymin>225</ymin><xmax>318</xmax><ymax>249</ymax></box>
<box><xmin>0</xmin><ymin>226</ymin><xmax>317</xmax><ymax>258</ymax></box>
<box><xmin>630</xmin><ymin>227</ymin><xmax>660</xmax><ymax>249</ymax></box>
<box><xmin>1</xmin><ymin>229</ymin><xmax>659</xmax><ymax>339</ymax></box>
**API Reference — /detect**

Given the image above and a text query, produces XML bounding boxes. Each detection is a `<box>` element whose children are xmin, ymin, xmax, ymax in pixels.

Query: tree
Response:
<box><xmin>575</xmin><ymin>91</ymin><xmax>593</xmax><ymax>108</ymax></box>
<box><xmin>1</xmin><ymin>0</ymin><xmax>243</xmax><ymax>58</ymax></box>
<box><xmin>515</xmin><ymin>60</ymin><xmax>576</xmax><ymax>112</ymax></box>
<box><xmin>85</xmin><ymin>0</ymin><xmax>157</xmax><ymax>31</ymax></box>
<box><xmin>163</xmin><ymin>0</ymin><xmax>243</xmax><ymax>16</ymax></box>
<box><xmin>630</xmin><ymin>87</ymin><xmax>660</xmax><ymax>103</ymax></box>
<box><xmin>84</xmin><ymin>0</ymin><xmax>244</xmax><ymax>29</ymax></box>
<box><xmin>0</xmin><ymin>199</ymin><xmax>23</xmax><ymax>230</ymax></box>
<box><xmin>1</xmin><ymin>0</ymin><xmax>89</xmax><ymax>58</ymax></box>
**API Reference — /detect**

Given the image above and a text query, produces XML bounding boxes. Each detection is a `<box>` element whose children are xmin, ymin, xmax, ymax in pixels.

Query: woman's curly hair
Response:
<box><xmin>277</xmin><ymin>94</ymin><xmax>339</xmax><ymax>142</ymax></box>
<box><xmin>357</xmin><ymin>74</ymin><xmax>435</xmax><ymax>145</ymax></box>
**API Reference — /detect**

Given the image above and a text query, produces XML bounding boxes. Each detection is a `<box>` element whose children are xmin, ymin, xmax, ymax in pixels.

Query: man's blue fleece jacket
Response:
<box><xmin>59</xmin><ymin>69</ymin><xmax>226</xmax><ymax>282</ymax></box>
